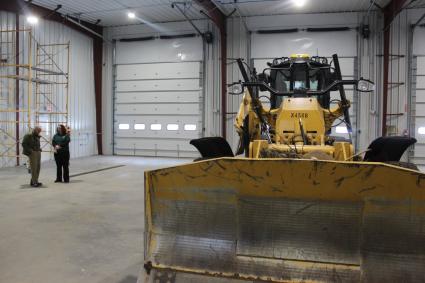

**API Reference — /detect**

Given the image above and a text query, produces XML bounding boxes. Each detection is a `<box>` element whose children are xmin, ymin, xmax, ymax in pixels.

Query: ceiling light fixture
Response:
<box><xmin>127</xmin><ymin>12</ymin><xmax>136</xmax><ymax>19</ymax></box>
<box><xmin>292</xmin><ymin>0</ymin><xmax>307</xmax><ymax>7</ymax></box>
<box><xmin>26</xmin><ymin>15</ymin><xmax>39</xmax><ymax>24</ymax></box>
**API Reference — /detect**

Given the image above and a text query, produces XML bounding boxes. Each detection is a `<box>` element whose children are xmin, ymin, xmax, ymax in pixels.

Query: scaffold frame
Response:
<box><xmin>34</xmin><ymin>40</ymin><xmax>70</xmax><ymax>154</ymax></box>
<box><xmin>0</xmin><ymin>25</ymin><xmax>70</xmax><ymax>167</ymax></box>
<box><xmin>0</xmin><ymin>28</ymin><xmax>32</xmax><ymax>167</ymax></box>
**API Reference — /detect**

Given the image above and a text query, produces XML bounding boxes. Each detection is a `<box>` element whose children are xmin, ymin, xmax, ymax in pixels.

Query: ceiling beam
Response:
<box><xmin>194</xmin><ymin>0</ymin><xmax>228</xmax><ymax>139</ymax></box>
<box><xmin>0</xmin><ymin>0</ymin><xmax>102</xmax><ymax>38</ymax></box>
<box><xmin>381</xmin><ymin>0</ymin><xmax>409</xmax><ymax>136</ymax></box>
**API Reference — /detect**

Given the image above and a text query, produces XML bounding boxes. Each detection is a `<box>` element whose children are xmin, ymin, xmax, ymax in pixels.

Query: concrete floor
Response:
<box><xmin>0</xmin><ymin>156</ymin><xmax>188</xmax><ymax>283</ymax></box>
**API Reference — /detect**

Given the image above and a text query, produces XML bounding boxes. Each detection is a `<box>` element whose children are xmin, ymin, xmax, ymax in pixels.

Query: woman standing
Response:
<box><xmin>52</xmin><ymin>124</ymin><xmax>71</xmax><ymax>183</ymax></box>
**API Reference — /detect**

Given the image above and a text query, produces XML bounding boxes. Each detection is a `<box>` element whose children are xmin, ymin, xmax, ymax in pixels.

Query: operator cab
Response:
<box><xmin>265</xmin><ymin>54</ymin><xmax>334</xmax><ymax>109</ymax></box>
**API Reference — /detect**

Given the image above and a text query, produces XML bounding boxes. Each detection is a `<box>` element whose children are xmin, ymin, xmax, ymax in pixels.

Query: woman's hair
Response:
<box><xmin>58</xmin><ymin>124</ymin><xmax>67</xmax><ymax>134</ymax></box>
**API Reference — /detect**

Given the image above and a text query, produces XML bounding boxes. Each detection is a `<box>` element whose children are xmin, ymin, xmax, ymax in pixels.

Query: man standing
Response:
<box><xmin>22</xmin><ymin>126</ymin><xmax>43</xmax><ymax>187</ymax></box>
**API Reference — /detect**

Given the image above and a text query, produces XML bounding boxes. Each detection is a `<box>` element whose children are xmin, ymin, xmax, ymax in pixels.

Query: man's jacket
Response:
<box><xmin>22</xmin><ymin>132</ymin><xmax>41</xmax><ymax>156</ymax></box>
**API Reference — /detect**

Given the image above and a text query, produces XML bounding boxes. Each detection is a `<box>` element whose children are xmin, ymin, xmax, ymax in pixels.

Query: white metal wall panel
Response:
<box><xmin>250</xmin><ymin>30</ymin><xmax>358</xmax><ymax>142</ymax></box>
<box><xmin>114</xmin><ymin>37</ymin><xmax>203</xmax><ymax>157</ymax></box>
<box><xmin>28</xmin><ymin>18</ymin><xmax>96</xmax><ymax>161</ymax></box>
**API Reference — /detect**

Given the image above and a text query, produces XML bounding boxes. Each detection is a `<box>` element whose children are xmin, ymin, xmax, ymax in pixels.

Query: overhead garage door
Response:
<box><xmin>113</xmin><ymin>36</ymin><xmax>203</xmax><ymax>158</ymax></box>
<box><xmin>410</xmin><ymin>27</ymin><xmax>425</xmax><ymax>170</ymax></box>
<box><xmin>250</xmin><ymin>30</ymin><xmax>358</xmax><ymax>145</ymax></box>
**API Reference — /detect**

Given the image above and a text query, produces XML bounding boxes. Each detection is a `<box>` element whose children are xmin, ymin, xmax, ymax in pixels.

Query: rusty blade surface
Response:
<box><xmin>145</xmin><ymin>158</ymin><xmax>425</xmax><ymax>282</ymax></box>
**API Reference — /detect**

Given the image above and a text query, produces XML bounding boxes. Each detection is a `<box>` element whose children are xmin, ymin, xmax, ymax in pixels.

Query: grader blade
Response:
<box><xmin>144</xmin><ymin>158</ymin><xmax>425</xmax><ymax>282</ymax></box>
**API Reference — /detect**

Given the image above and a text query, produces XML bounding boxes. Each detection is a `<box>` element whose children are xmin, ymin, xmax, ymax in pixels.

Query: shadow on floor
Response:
<box><xmin>20</xmin><ymin>184</ymin><xmax>45</xmax><ymax>189</ymax></box>
<box><xmin>117</xmin><ymin>275</ymin><xmax>138</xmax><ymax>283</ymax></box>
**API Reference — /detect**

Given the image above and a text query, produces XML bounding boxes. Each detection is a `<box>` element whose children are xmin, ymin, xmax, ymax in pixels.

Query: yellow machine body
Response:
<box><xmin>143</xmin><ymin>55</ymin><xmax>424</xmax><ymax>282</ymax></box>
<box><xmin>235</xmin><ymin>93</ymin><xmax>352</xmax><ymax>160</ymax></box>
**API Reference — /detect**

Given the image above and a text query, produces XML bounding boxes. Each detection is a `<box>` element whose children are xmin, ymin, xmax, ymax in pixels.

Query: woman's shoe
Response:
<box><xmin>54</xmin><ymin>179</ymin><xmax>62</xmax><ymax>183</ymax></box>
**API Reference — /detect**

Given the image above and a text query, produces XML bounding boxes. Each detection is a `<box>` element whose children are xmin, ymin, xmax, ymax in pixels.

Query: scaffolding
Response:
<box><xmin>35</xmin><ymin>42</ymin><xmax>70</xmax><ymax>153</ymax></box>
<box><xmin>0</xmin><ymin>28</ymin><xmax>32</xmax><ymax>167</ymax></box>
<box><xmin>0</xmin><ymin>26</ymin><xmax>70</xmax><ymax>167</ymax></box>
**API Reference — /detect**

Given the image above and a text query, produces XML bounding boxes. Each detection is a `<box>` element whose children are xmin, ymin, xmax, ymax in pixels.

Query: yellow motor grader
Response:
<box><xmin>143</xmin><ymin>54</ymin><xmax>424</xmax><ymax>282</ymax></box>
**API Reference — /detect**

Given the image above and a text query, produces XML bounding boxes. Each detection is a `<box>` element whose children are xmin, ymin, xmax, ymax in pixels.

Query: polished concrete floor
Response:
<box><xmin>0</xmin><ymin>156</ymin><xmax>255</xmax><ymax>283</ymax></box>
<box><xmin>0</xmin><ymin>156</ymin><xmax>188</xmax><ymax>283</ymax></box>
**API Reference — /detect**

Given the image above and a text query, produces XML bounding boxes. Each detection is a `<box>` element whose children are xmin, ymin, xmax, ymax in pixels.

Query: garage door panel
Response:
<box><xmin>116</xmin><ymin>62</ymin><xmax>200</xmax><ymax>80</ymax></box>
<box><xmin>416</xmin><ymin>76</ymin><xmax>425</xmax><ymax>89</ymax></box>
<box><xmin>115</xmin><ymin>125</ymin><xmax>200</xmax><ymax>139</ymax></box>
<box><xmin>115</xmin><ymin>118</ymin><xmax>200</xmax><ymax>138</ymax></box>
<box><xmin>116</xmin><ymin>131</ymin><xmax>199</xmax><ymax>139</ymax></box>
<box><xmin>330</xmin><ymin>89</ymin><xmax>354</xmax><ymax>100</ymax></box>
<box><xmin>251</xmin><ymin>31</ymin><xmax>357</xmax><ymax>58</ymax></box>
<box><xmin>414</xmin><ymin>117</ymin><xmax>425</xmax><ymax>143</ymax></box>
<box><xmin>114</xmin><ymin>37</ymin><xmax>204</xmax><ymax>157</ymax></box>
<box><xmin>116</xmin><ymin>38</ymin><xmax>203</xmax><ymax>64</ymax></box>
<box><xmin>415</xmin><ymin>104</ymin><xmax>425</xmax><ymax>115</ymax></box>
<box><xmin>116</xmin><ymin>79</ymin><xmax>200</xmax><ymax>92</ymax></box>
<box><xmin>252</xmin><ymin>59</ymin><xmax>270</xmax><ymax>71</ymax></box>
<box><xmin>115</xmin><ymin>116</ymin><xmax>200</xmax><ymax>128</ymax></box>
<box><xmin>416</xmin><ymin>57</ymin><xmax>425</xmax><ymax>75</ymax></box>
<box><xmin>337</xmin><ymin>59</ymin><xmax>355</xmax><ymax>77</ymax></box>
<box><xmin>253</xmin><ymin>57</ymin><xmax>354</xmax><ymax>77</ymax></box>
<box><xmin>114</xmin><ymin>138</ymin><xmax>196</xmax><ymax>151</ymax></box>
<box><xmin>414</xmin><ymin>89</ymin><xmax>425</xmax><ymax>103</ymax></box>
<box><xmin>115</xmin><ymin>91</ymin><xmax>200</xmax><ymax>104</ymax></box>
<box><xmin>412</xmin><ymin>144</ymin><xmax>425</xmax><ymax>157</ymax></box>
<box><xmin>115</xmin><ymin>103</ymin><xmax>199</xmax><ymax>115</ymax></box>
<box><xmin>116</xmin><ymin>116</ymin><xmax>200</xmax><ymax>124</ymax></box>
<box><xmin>115</xmin><ymin>148</ymin><xmax>198</xmax><ymax>158</ymax></box>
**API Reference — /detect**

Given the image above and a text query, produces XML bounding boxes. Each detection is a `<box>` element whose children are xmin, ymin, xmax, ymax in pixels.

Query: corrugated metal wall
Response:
<box><xmin>27</xmin><ymin>17</ymin><xmax>97</xmax><ymax>161</ymax></box>
<box><xmin>0</xmin><ymin>11</ymin><xmax>96</xmax><ymax>168</ymax></box>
